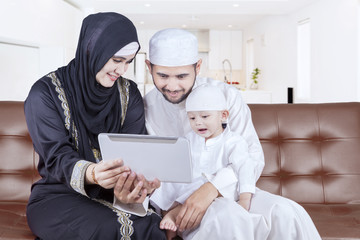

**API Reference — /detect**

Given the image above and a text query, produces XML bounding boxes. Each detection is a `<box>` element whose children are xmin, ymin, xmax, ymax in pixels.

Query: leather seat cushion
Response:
<box><xmin>303</xmin><ymin>203</ymin><xmax>360</xmax><ymax>239</ymax></box>
<box><xmin>0</xmin><ymin>203</ymin><xmax>35</xmax><ymax>239</ymax></box>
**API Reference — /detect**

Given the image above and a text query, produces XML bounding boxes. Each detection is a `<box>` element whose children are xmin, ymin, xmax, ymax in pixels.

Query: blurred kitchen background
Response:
<box><xmin>0</xmin><ymin>0</ymin><xmax>359</xmax><ymax>104</ymax></box>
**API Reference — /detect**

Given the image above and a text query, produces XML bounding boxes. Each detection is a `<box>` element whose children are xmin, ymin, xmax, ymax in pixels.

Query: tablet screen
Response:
<box><xmin>98</xmin><ymin>133</ymin><xmax>193</xmax><ymax>183</ymax></box>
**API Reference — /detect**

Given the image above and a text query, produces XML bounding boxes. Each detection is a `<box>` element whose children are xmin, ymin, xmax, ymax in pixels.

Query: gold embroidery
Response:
<box><xmin>50</xmin><ymin>73</ymin><xmax>134</xmax><ymax>238</ymax></box>
<box><xmin>70</xmin><ymin>160</ymin><xmax>92</xmax><ymax>195</ymax></box>
<box><xmin>95</xmin><ymin>199</ymin><xmax>134</xmax><ymax>239</ymax></box>
<box><xmin>49</xmin><ymin>72</ymin><xmax>71</xmax><ymax>130</ymax></box>
<box><xmin>92</xmin><ymin>148</ymin><xmax>102</xmax><ymax>162</ymax></box>
<box><xmin>117</xmin><ymin>77</ymin><xmax>130</xmax><ymax>127</ymax></box>
<box><xmin>49</xmin><ymin>72</ymin><xmax>79</xmax><ymax>150</ymax></box>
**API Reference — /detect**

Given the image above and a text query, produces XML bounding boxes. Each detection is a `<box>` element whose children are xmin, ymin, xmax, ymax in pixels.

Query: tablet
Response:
<box><xmin>98</xmin><ymin>133</ymin><xmax>193</xmax><ymax>183</ymax></box>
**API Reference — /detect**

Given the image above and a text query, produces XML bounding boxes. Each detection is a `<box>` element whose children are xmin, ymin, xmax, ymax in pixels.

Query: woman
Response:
<box><xmin>25</xmin><ymin>12</ymin><xmax>166</xmax><ymax>239</ymax></box>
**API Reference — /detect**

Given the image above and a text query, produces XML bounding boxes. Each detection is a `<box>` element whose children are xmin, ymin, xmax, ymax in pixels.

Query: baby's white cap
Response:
<box><xmin>186</xmin><ymin>85</ymin><xmax>227</xmax><ymax>112</ymax></box>
<box><xmin>149</xmin><ymin>28</ymin><xmax>199</xmax><ymax>67</ymax></box>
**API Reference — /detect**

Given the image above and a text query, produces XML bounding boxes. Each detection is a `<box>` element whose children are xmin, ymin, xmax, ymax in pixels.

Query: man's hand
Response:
<box><xmin>113</xmin><ymin>171</ymin><xmax>147</xmax><ymax>204</ymax></box>
<box><xmin>135</xmin><ymin>174</ymin><xmax>161</xmax><ymax>195</ymax></box>
<box><xmin>175</xmin><ymin>182</ymin><xmax>219</xmax><ymax>232</ymax></box>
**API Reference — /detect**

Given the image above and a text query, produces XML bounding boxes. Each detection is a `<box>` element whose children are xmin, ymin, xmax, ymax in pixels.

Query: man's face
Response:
<box><xmin>146</xmin><ymin>60</ymin><xmax>202</xmax><ymax>104</ymax></box>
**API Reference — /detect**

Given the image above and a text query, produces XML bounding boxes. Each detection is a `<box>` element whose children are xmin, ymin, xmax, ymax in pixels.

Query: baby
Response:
<box><xmin>151</xmin><ymin>84</ymin><xmax>256</xmax><ymax>240</ymax></box>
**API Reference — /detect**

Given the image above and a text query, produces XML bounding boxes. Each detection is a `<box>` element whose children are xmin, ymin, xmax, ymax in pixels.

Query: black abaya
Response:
<box><xmin>24</xmin><ymin>12</ymin><xmax>166</xmax><ymax>240</ymax></box>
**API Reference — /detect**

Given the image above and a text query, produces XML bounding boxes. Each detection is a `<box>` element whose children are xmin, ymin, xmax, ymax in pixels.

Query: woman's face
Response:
<box><xmin>96</xmin><ymin>53</ymin><xmax>136</xmax><ymax>88</ymax></box>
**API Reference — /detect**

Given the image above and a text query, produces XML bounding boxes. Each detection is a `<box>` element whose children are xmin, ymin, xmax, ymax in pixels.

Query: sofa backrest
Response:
<box><xmin>249</xmin><ymin>102</ymin><xmax>360</xmax><ymax>204</ymax></box>
<box><xmin>1</xmin><ymin>101</ymin><xmax>359</xmax><ymax>205</ymax></box>
<box><xmin>0</xmin><ymin>101</ymin><xmax>39</xmax><ymax>203</ymax></box>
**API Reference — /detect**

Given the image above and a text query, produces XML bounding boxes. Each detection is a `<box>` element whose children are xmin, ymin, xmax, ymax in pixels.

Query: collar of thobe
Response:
<box><xmin>204</xmin><ymin>126</ymin><xmax>231</xmax><ymax>148</ymax></box>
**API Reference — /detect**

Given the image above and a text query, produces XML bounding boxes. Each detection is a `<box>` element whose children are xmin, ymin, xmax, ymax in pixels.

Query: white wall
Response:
<box><xmin>243</xmin><ymin>0</ymin><xmax>359</xmax><ymax>103</ymax></box>
<box><xmin>1</xmin><ymin>0</ymin><xmax>82</xmax><ymax>49</ymax></box>
<box><xmin>1</xmin><ymin>0</ymin><xmax>359</xmax><ymax>102</ymax></box>
<box><xmin>0</xmin><ymin>0</ymin><xmax>83</xmax><ymax>100</ymax></box>
<box><xmin>243</xmin><ymin>16</ymin><xmax>297</xmax><ymax>103</ymax></box>
<box><xmin>294</xmin><ymin>0</ymin><xmax>359</xmax><ymax>103</ymax></box>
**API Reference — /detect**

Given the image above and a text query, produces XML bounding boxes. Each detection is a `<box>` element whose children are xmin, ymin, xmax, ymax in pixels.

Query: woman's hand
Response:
<box><xmin>113</xmin><ymin>171</ymin><xmax>148</xmax><ymax>204</ymax></box>
<box><xmin>86</xmin><ymin>159</ymin><xmax>130</xmax><ymax>189</ymax></box>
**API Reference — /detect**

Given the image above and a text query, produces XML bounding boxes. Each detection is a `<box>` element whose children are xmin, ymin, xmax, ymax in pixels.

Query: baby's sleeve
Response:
<box><xmin>227</xmin><ymin>135</ymin><xmax>257</xmax><ymax>195</ymax></box>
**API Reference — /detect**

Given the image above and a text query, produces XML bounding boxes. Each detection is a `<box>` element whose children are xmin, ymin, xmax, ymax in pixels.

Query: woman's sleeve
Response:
<box><xmin>24</xmin><ymin>79</ymin><xmax>92</xmax><ymax>195</ymax></box>
<box><xmin>120</xmin><ymin>80</ymin><xmax>147</xmax><ymax>134</ymax></box>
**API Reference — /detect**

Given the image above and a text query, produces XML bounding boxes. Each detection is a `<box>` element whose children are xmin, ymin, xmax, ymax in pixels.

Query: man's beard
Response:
<box><xmin>161</xmin><ymin>88</ymin><xmax>192</xmax><ymax>104</ymax></box>
<box><xmin>152</xmin><ymin>76</ymin><xmax>196</xmax><ymax>104</ymax></box>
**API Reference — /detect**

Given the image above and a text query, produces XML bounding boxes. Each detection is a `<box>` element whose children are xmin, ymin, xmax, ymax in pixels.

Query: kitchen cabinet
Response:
<box><xmin>208</xmin><ymin>30</ymin><xmax>242</xmax><ymax>70</ymax></box>
<box><xmin>188</xmin><ymin>29</ymin><xmax>209</xmax><ymax>52</ymax></box>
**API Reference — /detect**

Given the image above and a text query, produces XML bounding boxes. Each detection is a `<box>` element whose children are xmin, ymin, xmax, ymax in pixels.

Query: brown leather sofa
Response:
<box><xmin>1</xmin><ymin>101</ymin><xmax>359</xmax><ymax>239</ymax></box>
<box><xmin>0</xmin><ymin>101</ymin><xmax>39</xmax><ymax>239</ymax></box>
<box><xmin>251</xmin><ymin>103</ymin><xmax>360</xmax><ymax>239</ymax></box>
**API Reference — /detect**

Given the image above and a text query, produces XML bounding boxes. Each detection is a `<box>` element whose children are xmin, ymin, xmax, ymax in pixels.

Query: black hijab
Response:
<box><xmin>56</xmin><ymin>12</ymin><xmax>140</xmax><ymax>161</ymax></box>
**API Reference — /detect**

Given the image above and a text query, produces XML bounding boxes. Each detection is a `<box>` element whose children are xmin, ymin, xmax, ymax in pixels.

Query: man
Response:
<box><xmin>144</xmin><ymin>28</ymin><xmax>321</xmax><ymax>239</ymax></box>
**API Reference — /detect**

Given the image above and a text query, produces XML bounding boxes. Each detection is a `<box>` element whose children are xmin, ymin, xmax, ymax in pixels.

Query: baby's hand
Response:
<box><xmin>237</xmin><ymin>192</ymin><xmax>252</xmax><ymax>211</ymax></box>
<box><xmin>237</xmin><ymin>199</ymin><xmax>251</xmax><ymax>211</ymax></box>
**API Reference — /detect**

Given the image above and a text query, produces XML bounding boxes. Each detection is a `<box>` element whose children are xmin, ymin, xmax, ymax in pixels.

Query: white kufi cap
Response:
<box><xmin>149</xmin><ymin>28</ymin><xmax>199</xmax><ymax>67</ymax></box>
<box><xmin>186</xmin><ymin>85</ymin><xmax>227</xmax><ymax>112</ymax></box>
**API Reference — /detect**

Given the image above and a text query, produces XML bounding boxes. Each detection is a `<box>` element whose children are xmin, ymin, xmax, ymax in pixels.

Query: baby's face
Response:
<box><xmin>187</xmin><ymin>110</ymin><xmax>226</xmax><ymax>140</ymax></box>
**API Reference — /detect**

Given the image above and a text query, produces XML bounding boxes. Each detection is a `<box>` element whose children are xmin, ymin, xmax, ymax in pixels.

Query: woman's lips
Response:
<box><xmin>108</xmin><ymin>74</ymin><xmax>118</xmax><ymax>81</ymax></box>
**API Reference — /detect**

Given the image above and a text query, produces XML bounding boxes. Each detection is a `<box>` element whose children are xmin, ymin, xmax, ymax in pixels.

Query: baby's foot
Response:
<box><xmin>159</xmin><ymin>214</ymin><xmax>177</xmax><ymax>232</ymax></box>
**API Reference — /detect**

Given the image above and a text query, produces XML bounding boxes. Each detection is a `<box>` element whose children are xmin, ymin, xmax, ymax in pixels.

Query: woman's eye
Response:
<box><xmin>113</xmin><ymin>58</ymin><xmax>123</xmax><ymax>63</ymax></box>
<box><xmin>202</xmin><ymin>115</ymin><xmax>209</xmax><ymax>119</ymax></box>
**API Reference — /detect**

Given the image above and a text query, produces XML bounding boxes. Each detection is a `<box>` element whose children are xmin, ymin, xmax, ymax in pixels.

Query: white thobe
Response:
<box><xmin>150</xmin><ymin>127</ymin><xmax>256</xmax><ymax>211</ymax></box>
<box><xmin>144</xmin><ymin>77</ymin><xmax>265</xmax><ymax>181</ymax></box>
<box><xmin>150</xmin><ymin>127</ymin><xmax>262</xmax><ymax>240</ymax></box>
<box><xmin>144</xmin><ymin>77</ymin><xmax>321</xmax><ymax>240</ymax></box>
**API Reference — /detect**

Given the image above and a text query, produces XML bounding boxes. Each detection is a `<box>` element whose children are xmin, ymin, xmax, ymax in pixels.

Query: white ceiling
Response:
<box><xmin>65</xmin><ymin>0</ymin><xmax>320</xmax><ymax>30</ymax></box>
